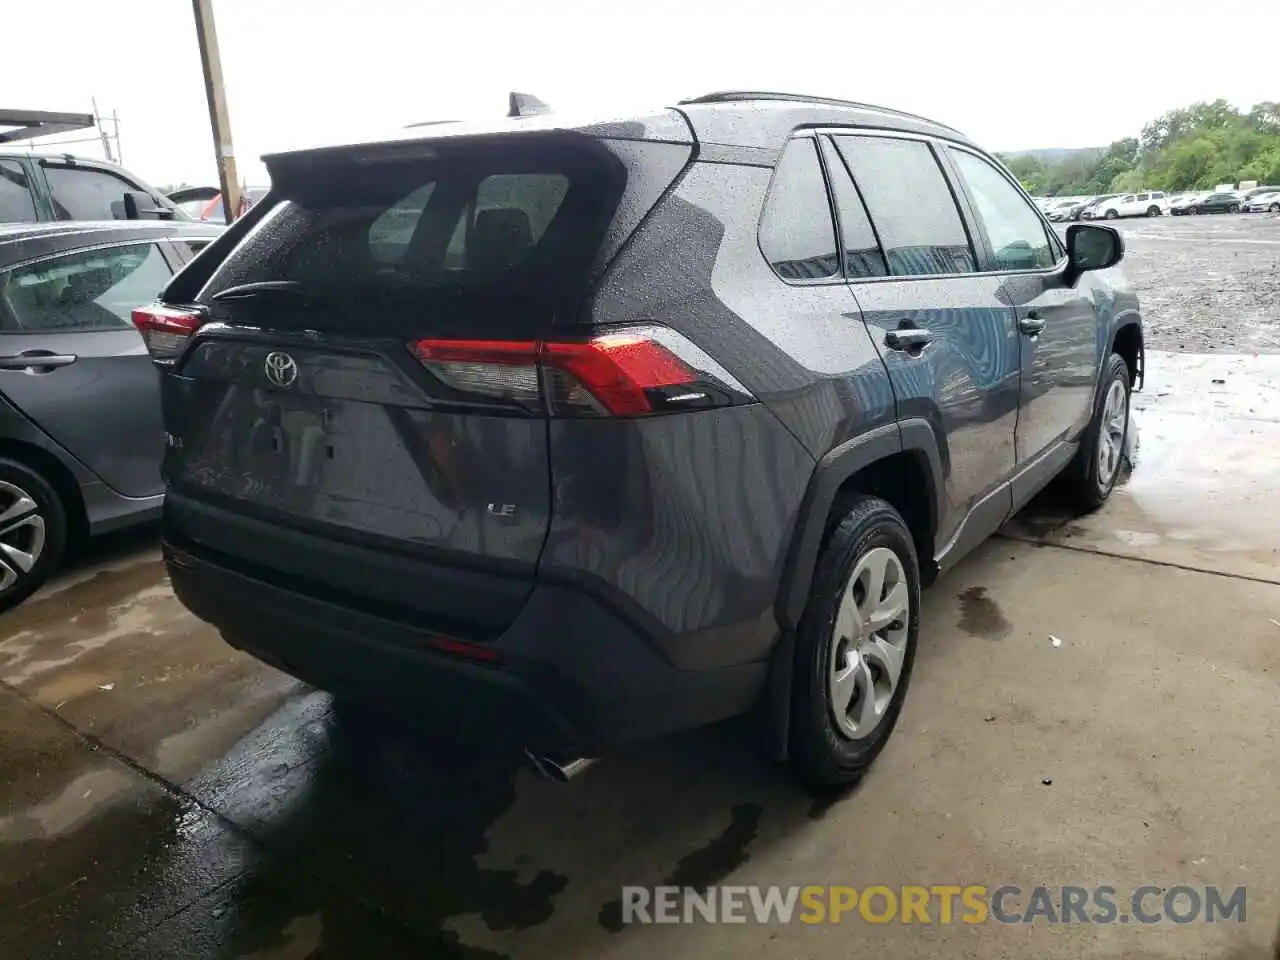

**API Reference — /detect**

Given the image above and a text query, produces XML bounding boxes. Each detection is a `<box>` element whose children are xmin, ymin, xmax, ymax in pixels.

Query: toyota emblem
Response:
<box><xmin>264</xmin><ymin>351</ymin><xmax>299</xmax><ymax>389</ymax></box>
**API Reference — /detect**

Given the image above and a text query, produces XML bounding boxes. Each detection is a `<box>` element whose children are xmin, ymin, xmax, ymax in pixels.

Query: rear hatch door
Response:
<box><xmin>159</xmin><ymin>125</ymin><xmax>691</xmax><ymax>636</ymax></box>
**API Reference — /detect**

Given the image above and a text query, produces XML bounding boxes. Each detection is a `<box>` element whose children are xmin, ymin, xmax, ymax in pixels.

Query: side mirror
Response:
<box><xmin>1064</xmin><ymin>224</ymin><xmax>1123</xmax><ymax>285</ymax></box>
<box><xmin>122</xmin><ymin>191</ymin><xmax>175</xmax><ymax>221</ymax></box>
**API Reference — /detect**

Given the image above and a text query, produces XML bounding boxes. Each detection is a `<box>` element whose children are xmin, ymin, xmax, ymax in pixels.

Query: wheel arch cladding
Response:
<box><xmin>777</xmin><ymin>419</ymin><xmax>944</xmax><ymax>634</ymax></box>
<box><xmin>1112</xmin><ymin>322</ymin><xmax>1143</xmax><ymax>390</ymax></box>
<box><xmin>0</xmin><ymin>440</ymin><xmax>87</xmax><ymax>543</ymax></box>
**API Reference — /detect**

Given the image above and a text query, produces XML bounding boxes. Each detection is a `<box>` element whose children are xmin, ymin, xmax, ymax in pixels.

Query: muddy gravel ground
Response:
<box><xmin>1064</xmin><ymin>212</ymin><xmax>1280</xmax><ymax>354</ymax></box>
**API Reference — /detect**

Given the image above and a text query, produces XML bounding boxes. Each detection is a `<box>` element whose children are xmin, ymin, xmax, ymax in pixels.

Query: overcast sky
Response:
<box><xmin>3</xmin><ymin>0</ymin><xmax>1274</xmax><ymax>188</ymax></box>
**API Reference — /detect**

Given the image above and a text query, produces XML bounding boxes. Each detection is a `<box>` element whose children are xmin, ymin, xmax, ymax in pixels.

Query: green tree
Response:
<box><xmin>1140</xmin><ymin>99</ymin><xmax>1237</xmax><ymax>155</ymax></box>
<box><xmin>998</xmin><ymin>154</ymin><xmax>1049</xmax><ymax>194</ymax></box>
<box><xmin>1247</xmin><ymin>102</ymin><xmax>1280</xmax><ymax>135</ymax></box>
<box><xmin>1109</xmin><ymin>169</ymin><xmax>1146</xmax><ymax>192</ymax></box>
<box><xmin>1006</xmin><ymin>100</ymin><xmax>1280</xmax><ymax>197</ymax></box>
<box><xmin>1240</xmin><ymin>147</ymin><xmax>1280</xmax><ymax>184</ymax></box>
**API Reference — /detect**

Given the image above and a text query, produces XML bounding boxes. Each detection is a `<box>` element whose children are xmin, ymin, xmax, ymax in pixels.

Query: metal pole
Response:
<box><xmin>112</xmin><ymin>110</ymin><xmax>122</xmax><ymax>164</ymax></box>
<box><xmin>191</xmin><ymin>0</ymin><xmax>240</xmax><ymax>223</ymax></box>
<box><xmin>91</xmin><ymin>96</ymin><xmax>115</xmax><ymax>163</ymax></box>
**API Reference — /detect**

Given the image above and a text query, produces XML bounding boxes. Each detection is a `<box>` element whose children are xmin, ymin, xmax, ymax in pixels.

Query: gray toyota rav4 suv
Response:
<box><xmin>137</xmin><ymin>92</ymin><xmax>1142</xmax><ymax>788</ymax></box>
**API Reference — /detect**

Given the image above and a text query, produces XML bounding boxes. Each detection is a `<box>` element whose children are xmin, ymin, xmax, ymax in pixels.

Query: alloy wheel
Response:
<box><xmin>828</xmin><ymin>546</ymin><xmax>910</xmax><ymax>740</ymax></box>
<box><xmin>0</xmin><ymin>480</ymin><xmax>46</xmax><ymax>593</ymax></box>
<box><xmin>1096</xmin><ymin>379</ymin><xmax>1128</xmax><ymax>490</ymax></box>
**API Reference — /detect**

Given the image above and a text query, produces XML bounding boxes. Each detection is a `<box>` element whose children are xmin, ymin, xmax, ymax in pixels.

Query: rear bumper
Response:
<box><xmin>164</xmin><ymin>540</ymin><xmax>768</xmax><ymax>753</ymax></box>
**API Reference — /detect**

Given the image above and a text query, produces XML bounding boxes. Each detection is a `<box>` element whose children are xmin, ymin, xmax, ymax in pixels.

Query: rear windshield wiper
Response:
<box><xmin>211</xmin><ymin>280</ymin><xmax>318</xmax><ymax>303</ymax></box>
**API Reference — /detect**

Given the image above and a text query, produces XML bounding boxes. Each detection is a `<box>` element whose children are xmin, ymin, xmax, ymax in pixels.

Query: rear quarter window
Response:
<box><xmin>758</xmin><ymin>139</ymin><xmax>839</xmax><ymax>281</ymax></box>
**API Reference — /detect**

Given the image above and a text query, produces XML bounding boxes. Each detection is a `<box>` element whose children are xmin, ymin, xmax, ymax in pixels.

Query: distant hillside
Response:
<box><xmin>1002</xmin><ymin>146</ymin><xmax>1107</xmax><ymax>165</ymax></box>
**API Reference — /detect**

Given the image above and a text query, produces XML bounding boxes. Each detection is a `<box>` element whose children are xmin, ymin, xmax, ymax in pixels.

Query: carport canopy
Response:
<box><xmin>0</xmin><ymin>109</ymin><xmax>95</xmax><ymax>144</ymax></box>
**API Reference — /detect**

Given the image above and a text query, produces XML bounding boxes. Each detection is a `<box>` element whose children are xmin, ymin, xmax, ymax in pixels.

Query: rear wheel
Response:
<box><xmin>1058</xmin><ymin>353</ymin><xmax>1131</xmax><ymax>512</ymax></box>
<box><xmin>790</xmin><ymin>495</ymin><xmax>920</xmax><ymax>790</ymax></box>
<box><xmin>0</xmin><ymin>459</ymin><xmax>68</xmax><ymax>613</ymax></box>
<box><xmin>1229</xmin><ymin>203</ymin><xmax>1240</xmax><ymax>213</ymax></box>
<box><xmin>1271</xmin><ymin>203</ymin><xmax>1280</xmax><ymax>213</ymax></box>
<box><xmin>1146</xmin><ymin>205</ymin><xmax>1161</xmax><ymax>217</ymax></box>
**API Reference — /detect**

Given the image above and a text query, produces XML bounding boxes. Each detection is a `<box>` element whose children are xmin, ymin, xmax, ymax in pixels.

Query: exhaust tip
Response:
<box><xmin>524</xmin><ymin>749</ymin><xmax>597</xmax><ymax>782</ymax></box>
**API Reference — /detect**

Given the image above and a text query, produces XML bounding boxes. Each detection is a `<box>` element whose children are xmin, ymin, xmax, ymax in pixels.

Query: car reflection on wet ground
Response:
<box><xmin>3</xmin><ymin>348</ymin><xmax>1278</xmax><ymax>960</ymax></box>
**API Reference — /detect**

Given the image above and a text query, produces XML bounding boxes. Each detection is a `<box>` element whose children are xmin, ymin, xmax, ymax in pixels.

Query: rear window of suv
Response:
<box><xmin>198</xmin><ymin>140</ymin><xmax>627</xmax><ymax>331</ymax></box>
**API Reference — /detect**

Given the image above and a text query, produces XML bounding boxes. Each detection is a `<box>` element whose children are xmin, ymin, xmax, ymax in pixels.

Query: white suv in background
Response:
<box><xmin>1096</xmin><ymin>192</ymin><xmax>1167</xmax><ymax>218</ymax></box>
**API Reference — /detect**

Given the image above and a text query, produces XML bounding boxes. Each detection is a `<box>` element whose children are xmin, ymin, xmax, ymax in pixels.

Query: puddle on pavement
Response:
<box><xmin>595</xmin><ymin>801</ymin><xmax>763</xmax><ymax>933</ymax></box>
<box><xmin>956</xmin><ymin>586</ymin><xmax>1013</xmax><ymax>641</ymax></box>
<box><xmin>0</xmin><ymin>766</ymin><xmax>136</xmax><ymax>843</ymax></box>
<box><xmin>0</xmin><ymin>560</ymin><xmax>172</xmax><ymax>687</ymax></box>
<box><xmin>1010</xmin><ymin>351</ymin><xmax>1280</xmax><ymax>580</ymax></box>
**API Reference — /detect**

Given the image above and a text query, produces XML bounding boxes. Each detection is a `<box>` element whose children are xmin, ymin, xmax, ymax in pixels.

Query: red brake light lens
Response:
<box><xmin>409</xmin><ymin>330</ymin><xmax>717</xmax><ymax>417</ymax></box>
<box><xmin>542</xmin><ymin>335</ymin><xmax>696</xmax><ymax>416</ymax></box>
<box><xmin>131</xmin><ymin>304</ymin><xmax>203</xmax><ymax>362</ymax></box>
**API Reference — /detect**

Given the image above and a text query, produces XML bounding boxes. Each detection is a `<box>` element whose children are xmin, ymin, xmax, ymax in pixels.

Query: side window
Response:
<box><xmin>44</xmin><ymin>165</ymin><xmax>146</xmax><ymax>220</ymax></box>
<box><xmin>0</xmin><ymin>160</ymin><xmax>37</xmax><ymax>223</ymax></box>
<box><xmin>948</xmin><ymin>149</ymin><xmax>1056</xmax><ymax>271</ymax></box>
<box><xmin>834</xmin><ymin>136</ymin><xmax>976</xmax><ymax>277</ymax></box>
<box><xmin>759</xmin><ymin>139</ymin><xmax>839</xmax><ymax>280</ymax></box>
<box><xmin>1136</xmin><ymin>193</ymin><xmax>1150</xmax><ymax>202</ymax></box>
<box><xmin>0</xmin><ymin>243</ymin><xmax>173</xmax><ymax>333</ymax></box>
<box><xmin>818</xmin><ymin>138</ymin><xmax>887</xmax><ymax>279</ymax></box>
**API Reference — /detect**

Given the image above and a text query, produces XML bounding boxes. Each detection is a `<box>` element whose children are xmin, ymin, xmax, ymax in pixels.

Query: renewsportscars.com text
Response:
<box><xmin>620</xmin><ymin>884</ymin><xmax>1247</xmax><ymax>925</ymax></box>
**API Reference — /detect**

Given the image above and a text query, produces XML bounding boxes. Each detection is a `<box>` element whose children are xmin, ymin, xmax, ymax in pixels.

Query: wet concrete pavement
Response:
<box><xmin>3</xmin><ymin>350</ymin><xmax>1280</xmax><ymax>957</ymax></box>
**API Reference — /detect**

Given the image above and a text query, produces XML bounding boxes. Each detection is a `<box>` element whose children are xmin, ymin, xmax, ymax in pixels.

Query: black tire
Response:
<box><xmin>1229</xmin><ymin>203</ymin><xmax>1240</xmax><ymax>213</ymax></box>
<box><xmin>790</xmin><ymin>495</ymin><xmax>921</xmax><ymax>790</ymax></box>
<box><xmin>1105</xmin><ymin>209</ymin><xmax>1119</xmax><ymax>220</ymax></box>
<box><xmin>0</xmin><ymin>457</ymin><xmax>68</xmax><ymax>614</ymax></box>
<box><xmin>1058</xmin><ymin>353</ymin><xmax>1131</xmax><ymax>512</ymax></box>
<box><xmin>1270</xmin><ymin>203</ymin><xmax>1280</xmax><ymax>213</ymax></box>
<box><xmin>1146</xmin><ymin>205</ymin><xmax>1161</xmax><ymax>217</ymax></box>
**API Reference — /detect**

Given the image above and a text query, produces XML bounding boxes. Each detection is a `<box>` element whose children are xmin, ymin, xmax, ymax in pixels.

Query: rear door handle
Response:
<box><xmin>884</xmin><ymin>328</ymin><xmax>934</xmax><ymax>352</ymax></box>
<box><xmin>0</xmin><ymin>351</ymin><xmax>78</xmax><ymax>371</ymax></box>
<box><xmin>1017</xmin><ymin>312</ymin><xmax>1046</xmax><ymax>336</ymax></box>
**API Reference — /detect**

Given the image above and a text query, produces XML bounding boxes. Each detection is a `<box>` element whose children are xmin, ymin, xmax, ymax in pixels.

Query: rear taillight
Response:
<box><xmin>409</xmin><ymin>326</ymin><xmax>752</xmax><ymax>417</ymax></box>
<box><xmin>131</xmin><ymin>304</ymin><xmax>203</xmax><ymax>362</ymax></box>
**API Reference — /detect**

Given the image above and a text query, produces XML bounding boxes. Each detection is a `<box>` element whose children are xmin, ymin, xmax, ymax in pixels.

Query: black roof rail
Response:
<box><xmin>677</xmin><ymin>91</ymin><xmax>963</xmax><ymax>136</ymax></box>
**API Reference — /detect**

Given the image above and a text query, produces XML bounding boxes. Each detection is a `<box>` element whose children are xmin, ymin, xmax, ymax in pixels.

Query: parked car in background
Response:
<box><xmin>137</xmin><ymin>91</ymin><xmax>1143</xmax><ymax>788</ymax></box>
<box><xmin>1237</xmin><ymin>186</ymin><xmax>1280</xmax><ymax>210</ymax></box>
<box><xmin>1243</xmin><ymin>191</ymin><xmax>1280</xmax><ymax>213</ymax></box>
<box><xmin>1181</xmin><ymin>192</ymin><xmax>1241</xmax><ymax>215</ymax></box>
<box><xmin>1093</xmin><ymin>192</ymin><xmax>1167</xmax><ymax>219</ymax></box>
<box><xmin>0</xmin><ymin>219</ymin><xmax>223</xmax><ymax>610</ymax></box>
<box><xmin>1167</xmin><ymin>192</ymin><xmax>1206</xmax><ymax>215</ymax></box>
<box><xmin>1080</xmin><ymin>194</ymin><xmax>1120</xmax><ymax>219</ymax></box>
<box><xmin>0</xmin><ymin>152</ymin><xmax>189</xmax><ymax>224</ymax></box>
<box><xmin>1047</xmin><ymin>197</ymin><xmax>1095</xmax><ymax>221</ymax></box>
